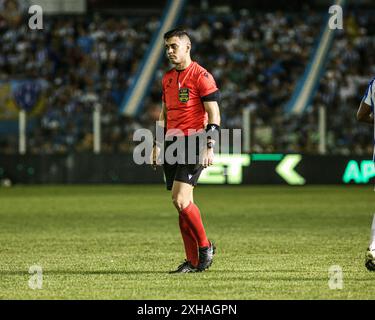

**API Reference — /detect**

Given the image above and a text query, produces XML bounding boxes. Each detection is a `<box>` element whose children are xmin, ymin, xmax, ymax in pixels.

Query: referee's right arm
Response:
<box><xmin>159</xmin><ymin>102</ymin><xmax>167</xmax><ymax>125</ymax></box>
<box><xmin>157</xmin><ymin>102</ymin><xmax>167</xmax><ymax>140</ymax></box>
<box><xmin>151</xmin><ymin>102</ymin><xmax>167</xmax><ymax>169</ymax></box>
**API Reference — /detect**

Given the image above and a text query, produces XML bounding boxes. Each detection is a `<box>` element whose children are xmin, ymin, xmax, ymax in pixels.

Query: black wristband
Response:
<box><xmin>205</xmin><ymin>124</ymin><xmax>220</xmax><ymax>141</ymax></box>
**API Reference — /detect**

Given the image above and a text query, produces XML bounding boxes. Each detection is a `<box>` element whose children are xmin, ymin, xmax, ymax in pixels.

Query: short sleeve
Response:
<box><xmin>197</xmin><ymin>71</ymin><xmax>218</xmax><ymax>98</ymax></box>
<box><xmin>362</xmin><ymin>79</ymin><xmax>374</xmax><ymax>112</ymax></box>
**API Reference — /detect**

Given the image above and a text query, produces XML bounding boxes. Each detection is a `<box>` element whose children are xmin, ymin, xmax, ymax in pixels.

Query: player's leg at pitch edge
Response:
<box><xmin>365</xmin><ymin>248</ymin><xmax>375</xmax><ymax>271</ymax></box>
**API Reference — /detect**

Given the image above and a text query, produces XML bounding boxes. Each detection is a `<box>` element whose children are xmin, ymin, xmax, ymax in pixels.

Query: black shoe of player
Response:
<box><xmin>365</xmin><ymin>248</ymin><xmax>375</xmax><ymax>271</ymax></box>
<box><xmin>197</xmin><ymin>241</ymin><xmax>216</xmax><ymax>271</ymax></box>
<box><xmin>169</xmin><ymin>260</ymin><xmax>198</xmax><ymax>274</ymax></box>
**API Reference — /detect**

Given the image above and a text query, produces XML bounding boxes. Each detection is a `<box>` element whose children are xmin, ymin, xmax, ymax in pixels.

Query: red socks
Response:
<box><xmin>179</xmin><ymin>215</ymin><xmax>198</xmax><ymax>267</ymax></box>
<box><xmin>180</xmin><ymin>202</ymin><xmax>210</xmax><ymax>248</ymax></box>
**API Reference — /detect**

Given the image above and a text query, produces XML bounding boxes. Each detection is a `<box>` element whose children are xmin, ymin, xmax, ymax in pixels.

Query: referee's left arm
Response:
<box><xmin>201</xmin><ymin>101</ymin><xmax>221</xmax><ymax>168</ymax></box>
<box><xmin>203</xmin><ymin>101</ymin><xmax>221</xmax><ymax>129</ymax></box>
<box><xmin>198</xmin><ymin>71</ymin><xmax>221</xmax><ymax>162</ymax></box>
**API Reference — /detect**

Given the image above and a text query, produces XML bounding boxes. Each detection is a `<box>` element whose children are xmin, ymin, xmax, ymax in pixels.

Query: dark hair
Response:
<box><xmin>163</xmin><ymin>27</ymin><xmax>190</xmax><ymax>40</ymax></box>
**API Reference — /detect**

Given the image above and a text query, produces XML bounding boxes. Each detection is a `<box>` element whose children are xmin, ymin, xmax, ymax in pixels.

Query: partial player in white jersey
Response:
<box><xmin>357</xmin><ymin>77</ymin><xmax>375</xmax><ymax>271</ymax></box>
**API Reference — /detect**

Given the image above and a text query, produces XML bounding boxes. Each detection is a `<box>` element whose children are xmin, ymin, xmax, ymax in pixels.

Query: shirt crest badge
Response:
<box><xmin>178</xmin><ymin>88</ymin><xmax>189</xmax><ymax>103</ymax></box>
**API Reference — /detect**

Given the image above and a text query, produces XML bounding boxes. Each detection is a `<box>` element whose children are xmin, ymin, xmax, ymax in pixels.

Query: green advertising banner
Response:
<box><xmin>0</xmin><ymin>154</ymin><xmax>373</xmax><ymax>185</ymax></box>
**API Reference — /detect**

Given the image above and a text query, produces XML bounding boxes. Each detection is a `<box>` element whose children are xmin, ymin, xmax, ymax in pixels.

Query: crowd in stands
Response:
<box><xmin>271</xmin><ymin>11</ymin><xmax>375</xmax><ymax>155</ymax></box>
<box><xmin>0</xmin><ymin>1</ymin><xmax>373</xmax><ymax>155</ymax></box>
<box><xmin>312</xmin><ymin>12</ymin><xmax>375</xmax><ymax>156</ymax></box>
<box><xmin>0</xmin><ymin>0</ymin><xmax>159</xmax><ymax>153</ymax></box>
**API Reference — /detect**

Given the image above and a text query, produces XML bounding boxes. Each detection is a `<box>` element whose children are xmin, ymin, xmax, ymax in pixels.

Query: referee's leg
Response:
<box><xmin>171</xmin><ymin>181</ymin><xmax>193</xmax><ymax>212</ymax></box>
<box><xmin>171</xmin><ymin>181</ymin><xmax>207</xmax><ymax>245</ymax></box>
<box><xmin>171</xmin><ymin>181</ymin><xmax>198</xmax><ymax>268</ymax></box>
<box><xmin>171</xmin><ymin>181</ymin><xmax>214</xmax><ymax>271</ymax></box>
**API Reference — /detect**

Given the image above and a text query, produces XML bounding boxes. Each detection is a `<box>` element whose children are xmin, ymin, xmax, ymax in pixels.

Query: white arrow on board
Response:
<box><xmin>275</xmin><ymin>155</ymin><xmax>306</xmax><ymax>185</ymax></box>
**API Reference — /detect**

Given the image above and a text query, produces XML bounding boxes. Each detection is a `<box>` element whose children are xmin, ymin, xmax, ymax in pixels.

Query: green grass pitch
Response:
<box><xmin>0</xmin><ymin>185</ymin><xmax>374</xmax><ymax>299</ymax></box>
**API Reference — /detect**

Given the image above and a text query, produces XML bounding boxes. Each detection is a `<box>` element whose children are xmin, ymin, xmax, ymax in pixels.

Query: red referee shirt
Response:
<box><xmin>162</xmin><ymin>61</ymin><xmax>218</xmax><ymax>136</ymax></box>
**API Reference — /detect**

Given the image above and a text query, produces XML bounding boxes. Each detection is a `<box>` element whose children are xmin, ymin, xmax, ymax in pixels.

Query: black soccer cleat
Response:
<box><xmin>365</xmin><ymin>248</ymin><xmax>375</xmax><ymax>271</ymax></box>
<box><xmin>197</xmin><ymin>241</ymin><xmax>216</xmax><ymax>272</ymax></box>
<box><xmin>169</xmin><ymin>260</ymin><xmax>198</xmax><ymax>274</ymax></box>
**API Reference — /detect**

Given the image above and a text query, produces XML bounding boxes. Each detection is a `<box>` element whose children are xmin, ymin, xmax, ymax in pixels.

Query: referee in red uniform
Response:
<box><xmin>151</xmin><ymin>28</ymin><xmax>221</xmax><ymax>273</ymax></box>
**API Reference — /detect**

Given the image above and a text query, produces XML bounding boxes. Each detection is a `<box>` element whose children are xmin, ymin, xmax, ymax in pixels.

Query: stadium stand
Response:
<box><xmin>0</xmin><ymin>1</ymin><xmax>374</xmax><ymax>155</ymax></box>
